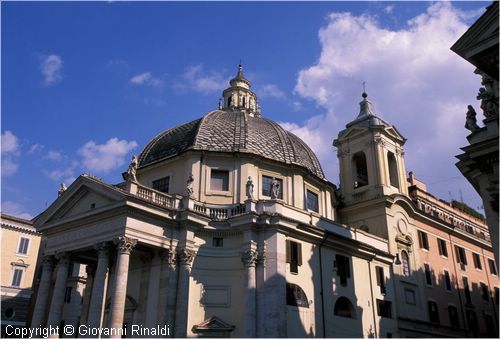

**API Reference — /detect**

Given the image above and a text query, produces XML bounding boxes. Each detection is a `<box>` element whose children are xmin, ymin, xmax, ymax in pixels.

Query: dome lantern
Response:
<box><xmin>222</xmin><ymin>64</ymin><xmax>260</xmax><ymax>117</ymax></box>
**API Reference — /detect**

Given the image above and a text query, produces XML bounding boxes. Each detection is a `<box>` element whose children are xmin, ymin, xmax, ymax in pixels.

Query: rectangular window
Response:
<box><xmin>437</xmin><ymin>238</ymin><xmax>448</xmax><ymax>257</ymax></box>
<box><xmin>376</xmin><ymin>299</ymin><xmax>392</xmax><ymax>318</ymax></box>
<box><xmin>444</xmin><ymin>270</ymin><xmax>452</xmax><ymax>291</ymax></box>
<box><xmin>11</xmin><ymin>267</ymin><xmax>23</xmax><ymax>287</ymax></box>
<box><xmin>494</xmin><ymin>287</ymin><xmax>499</xmax><ymax>305</ymax></box>
<box><xmin>64</xmin><ymin>286</ymin><xmax>72</xmax><ymax>303</ymax></box>
<box><xmin>455</xmin><ymin>246</ymin><xmax>467</xmax><ymax>269</ymax></box>
<box><xmin>152</xmin><ymin>176</ymin><xmax>170</xmax><ymax>193</ymax></box>
<box><xmin>336</xmin><ymin>254</ymin><xmax>351</xmax><ymax>286</ymax></box>
<box><xmin>404</xmin><ymin>289</ymin><xmax>416</xmax><ymax>305</ymax></box>
<box><xmin>473</xmin><ymin>253</ymin><xmax>482</xmax><ymax>270</ymax></box>
<box><xmin>448</xmin><ymin>305</ymin><xmax>460</xmax><ymax>327</ymax></box>
<box><xmin>17</xmin><ymin>237</ymin><xmax>30</xmax><ymax>255</ymax></box>
<box><xmin>463</xmin><ymin>277</ymin><xmax>472</xmax><ymax>304</ymax></box>
<box><xmin>212</xmin><ymin>237</ymin><xmax>223</xmax><ymax>247</ymax></box>
<box><xmin>306</xmin><ymin>190</ymin><xmax>319</xmax><ymax>212</ymax></box>
<box><xmin>375</xmin><ymin>266</ymin><xmax>386</xmax><ymax>294</ymax></box>
<box><xmin>262</xmin><ymin>175</ymin><xmax>283</xmax><ymax>199</ymax></box>
<box><xmin>428</xmin><ymin>301</ymin><xmax>440</xmax><ymax>324</ymax></box>
<box><xmin>210</xmin><ymin>170</ymin><xmax>229</xmax><ymax>191</ymax></box>
<box><xmin>488</xmin><ymin>258</ymin><xmax>497</xmax><ymax>275</ymax></box>
<box><xmin>286</xmin><ymin>240</ymin><xmax>302</xmax><ymax>274</ymax></box>
<box><xmin>481</xmin><ymin>283</ymin><xmax>489</xmax><ymax>302</ymax></box>
<box><xmin>418</xmin><ymin>231</ymin><xmax>429</xmax><ymax>250</ymax></box>
<box><xmin>424</xmin><ymin>263</ymin><xmax>433</xmax><ymax>286</ymax></box>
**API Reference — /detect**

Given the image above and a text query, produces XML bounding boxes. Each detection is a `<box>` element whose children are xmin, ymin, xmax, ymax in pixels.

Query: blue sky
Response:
<box><xmin>1</xmin><ymin>1</ymin><xmax>490</xmax><ymax>219</ymax></box>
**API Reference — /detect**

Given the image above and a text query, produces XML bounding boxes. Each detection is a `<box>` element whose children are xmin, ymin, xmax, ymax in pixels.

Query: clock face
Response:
<box><xmin>397</xmin><ymin>218</ymin><xmax>408</xmax><ymax>234</ymax></box>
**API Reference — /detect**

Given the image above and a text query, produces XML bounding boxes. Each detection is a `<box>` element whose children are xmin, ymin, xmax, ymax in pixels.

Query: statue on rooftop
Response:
<box><xmin>465</xmin><ymin>105</ymin><xmax>480</xmax><ymax>132</ymax></box>
<box><xmin>125</xmin><ymin>155</ymin><xmax>138</xmax><ymax>182</ymax></box>
<box><xmin>58</xmin><ymin>183</ymin><xmax>67</xmax><ymax>197</ymax></box>
<box><xmin>246</xmin><ymin>176</ymin><xmax>254</xmax><ymax>200</ymax></box>
<box><xmin>271</xmin><ymin>178</ymin><xmax>280</xmax><ymax>199</ymax></box>
<box><xmin>187</xmin><ymin>174</ymin><xmax>194</xmax><ymax>197</ymax></box>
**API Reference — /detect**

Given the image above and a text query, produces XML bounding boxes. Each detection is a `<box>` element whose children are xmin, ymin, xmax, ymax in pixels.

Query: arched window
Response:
<box><xmin>352</xmin><ymin>152</ymin><xmax>368</xmax><ymax>188</ymax></box>
<box><xmin>387</xmin><ymin>152</ymin><xmax>399</xmax><ymax>188</ymax></box>
<box><xmin>401</xmin><ymin>251</ymin><xmax>410</xmax><ymax>276</ymax></box>
<box><xmin>334</xmin><ymin>297</ymin><xmax>356</xmax><ymax>319</ymax></box>
<box><xmin>227</xmin><ymin>96</ymin><xmax>232</xmax><ymax>107</ymax></box>
<box><xmin>286</xmin><ymin>283</ymin><xmax>309</xmax><ymax>308</ymax></box>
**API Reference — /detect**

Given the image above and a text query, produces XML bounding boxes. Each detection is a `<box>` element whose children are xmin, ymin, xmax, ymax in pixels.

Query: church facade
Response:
<box><xmin>29</xmin><ymin>65</ymin><xmax>498</xmax><ymax>338</ymax></box>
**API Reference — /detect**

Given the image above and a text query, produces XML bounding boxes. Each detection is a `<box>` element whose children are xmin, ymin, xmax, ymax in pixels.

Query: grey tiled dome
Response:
<box><xmin>138</xmin><ymin>110</ymin><xmax>325</xmax><ymax>179</ymax></box>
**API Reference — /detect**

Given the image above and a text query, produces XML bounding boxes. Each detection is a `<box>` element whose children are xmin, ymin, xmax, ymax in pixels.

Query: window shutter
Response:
<box><xmin>297</xmin><ymin>242</ymin><xmax>302</xmax><ymax>266</ymax></box>
<box><xmin>286</xmin><ymin>240</ymin><xmax>291</xmax><ymax>263</ymax></box>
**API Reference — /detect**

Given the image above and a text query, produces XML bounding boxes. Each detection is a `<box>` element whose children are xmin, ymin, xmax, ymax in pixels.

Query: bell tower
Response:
<box><xmin>333</xmin><ymin>92</ymin><xmax>408</xmax><ymax>206</ymax></box>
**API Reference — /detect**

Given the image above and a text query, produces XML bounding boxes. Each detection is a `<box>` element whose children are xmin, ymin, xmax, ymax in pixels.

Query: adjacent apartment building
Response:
<box><xmin>1</xmin><ymin>213</ymin><xmax>41</xmax><ymax>336</ymax></box>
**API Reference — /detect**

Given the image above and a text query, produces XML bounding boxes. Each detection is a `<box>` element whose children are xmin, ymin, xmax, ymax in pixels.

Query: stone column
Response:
<box><xmin>145</xmin><ymin>251</ymin><xmax>162</xmax><ymax>329</ymax></box>
<box><xmin>79</xmin><ymin>265</ymin><xmax>95</xmax><ymax>326</ymax></box>
<box><xmin>256</xmin><ymin>244</ymin><xmax>267</xmax><ymax>338</ymax></box>
<box><xmin>46</xmin><ymin>253</ymin><xmax>71</xmax><ymax>333</ymax></box>
<box><xmin>166</xmin><ymin>250</ymin><xmax>178</xmax><ymax>330</ymax></box>
<box><xmin>108</xmin><ymin>236</ymin><xmax>137</xmax><ymax>337</ymax></box>
<box><xmin>31</xmin><ymin>255</ymin><xmax>55</xmax><ymax>328</ymax></box>
<box><xmin>87</xmin><ymin>243</ymin><xmax>110</xmax><ymax>329</ymax></box>
<box><xmin>241</xmin><ymin>247</ymin><xmax>258</xmax><ymax>337</ymax></box>
<box><xmin>156</xmin><ymin>249</ymin><xmax>173</xmax><ymax>324</ymax></box>
<box><xmin>174</xmin><ymin>247</ymin><xmax>195</xmax><ymax>337</ymax></box>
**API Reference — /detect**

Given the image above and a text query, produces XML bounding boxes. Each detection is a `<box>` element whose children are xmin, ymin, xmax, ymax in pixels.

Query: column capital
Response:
<box><xmin>176</xmin><ymin>248</ymin><xmax>196</xmax><ymax>266</ymax></box>
<box><xmin>55</xmin><ymin>252</ymin><xmax>71</xmax><ymax>265</ymax></box>
<box><xmin>241</xmin><ymin>249</ymin><xmax>258</xmax><ymax>267</ymax></box>
<box><xmin>159</xmin><ymin>249</ymin><xmax>175</xmax><ymax>266</ymax></box>
<box><xmin>42</xmin><ymin>255</ymin><xmax>56</xmax><ymax>268</ymax></box>
<box><xmin>114</xmin><ymin>236</ymin><xmax>137</xmax><ymax>254</ymax></box>
<box><xmin>94</xmin><ymin>241</ymin><xmax>111</xmax><ymax>253</ymax></box>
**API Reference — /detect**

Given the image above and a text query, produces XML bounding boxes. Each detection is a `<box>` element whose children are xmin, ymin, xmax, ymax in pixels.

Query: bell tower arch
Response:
<box><xmin>333</xmin><ymin>92</ymin><xmax>408</xmax><ymax>206</ymax></box>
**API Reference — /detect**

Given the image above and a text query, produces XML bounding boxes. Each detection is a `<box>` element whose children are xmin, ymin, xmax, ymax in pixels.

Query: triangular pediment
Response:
<box><xmin>35</xmin><ymin>175</ymin><xmax>127</xmax><ymax>228</ymax></box>
<box><xmin>451</xmin><ymin>2</ymin><xmax>498</xmax><ymax>57</ymax></box>
<box><xmin>192</xmin><ymin>316</ymin><xmax>235</xmax><ymax>333</ymax></box>
<box><xmin>384</xmin><ymin>125</ymin><xmax>406</xmax><ymax>143</ymax></box>
<box><xmin>337</xmin><ymin>127</ymin><xmax>368</xmax><ymax>141</ymax></box>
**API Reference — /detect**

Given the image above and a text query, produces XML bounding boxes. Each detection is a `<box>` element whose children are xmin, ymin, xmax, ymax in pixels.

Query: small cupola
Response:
<box><xmin>222</xmin><ymin>64</ymin><xmax>261</xmax><ymax>117</ymax></box>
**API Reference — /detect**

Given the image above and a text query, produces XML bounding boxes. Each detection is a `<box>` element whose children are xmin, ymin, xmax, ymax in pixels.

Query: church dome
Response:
<box><xmin>138</xmin><ymin>65</ymin><xmax>325</xmax><ymax>179</ymax></box>
<box><xmin>138</xmin><ymin>110</ymin><xmax>325</xmax><ymax>179</ymax></box>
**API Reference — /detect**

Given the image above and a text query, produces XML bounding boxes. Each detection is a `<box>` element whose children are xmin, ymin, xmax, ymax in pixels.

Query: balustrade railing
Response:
<box><xmin>136</xmin><ymin>185</ymin><xmax>178</xmax><ymax>209</ymax></box>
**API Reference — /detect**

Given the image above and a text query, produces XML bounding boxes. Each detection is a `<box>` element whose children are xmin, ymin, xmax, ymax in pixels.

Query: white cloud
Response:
<box><xmin>177</xmin><ymin>64</ymin><xmax>229</xmax><ymax>94</ymax></box>
<box><xmin>130</xmin><ymin>72</ymin><xmax>163</xmax><ymax>87</ymax></box>
<box><xmin>78</xmin><ymin>138</ymin><xmax>137</xmax><ymax>174</ymax></box>
<box><xmin>259</xmin><ymin>84</ymin><xmax>286</xmax><ymax>100</ymax></box>
<box><xmin>40</xmin><ymin>54</ymin><xmax>63</xmax><ymax>85</ymax></box>
<box><xmin>1</xmin><ymin>201</ymin><xmax>33</xmax><ymax>220</ymax></box>
<box><xmin>44</xmin><ymin>150</ymin><xmax>63</xmax><ymax>161</ymax></box>
<box><xmin>384</xmin><ymin>5</ymin><xmax>394</xmax><ymax>14</ymax></box>
<box><xmin>1</xmin><ymin>131</ymin><xmax>20</xmax><ymax>155</ymax></box>
<box><xmin>290</xmin><ymin>2</ymin><xmax>484</xmax><ymax>206</ymax></box>
<box><xmin>28</xmin><ymin>143</ymin><xmax>44</xmax><ymax>154</ymax></box>
<box><xmin>1</xmin><ymin>130</ymin><xmax>21</xmax><ymax>176</ymax></box>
